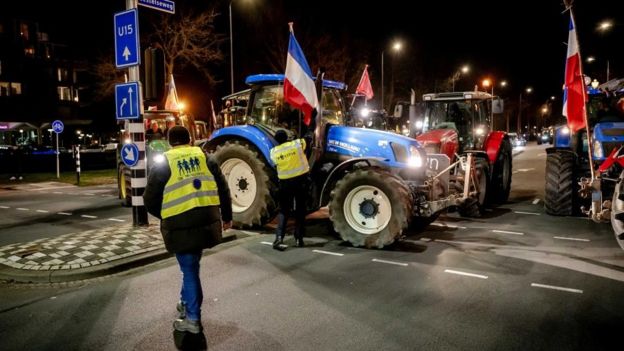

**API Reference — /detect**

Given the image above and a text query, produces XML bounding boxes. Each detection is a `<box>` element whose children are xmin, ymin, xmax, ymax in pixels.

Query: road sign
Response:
<box><xmin>115</xmin><ymin>82</ymin><xmax>141</xmax><ymax>120</ymax></box>
<box><xmin>114</xmin><ymin>9</ymin><xmax>140</xmax><ymax>68</ymax></box>
<box><xmin>121</xmin><ymin>143</ymin><xmax>140</xmax><ymax>167</ymax></box>
<box><xmin>138</xmin><ymin>0</ymin><xmax>175</xmax><ymax>14</ymax></box>
<box><xmin>52</xmin><ymin>120</ymin><xmax>64</xmax><ymax>134</ymax></box>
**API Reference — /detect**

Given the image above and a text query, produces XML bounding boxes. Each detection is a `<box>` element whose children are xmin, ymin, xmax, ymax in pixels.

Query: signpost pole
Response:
<box><xmin>56</xmin><ymin>133</ymin><xmax>60</xmax><ymax>179</ymax></box>
<box><xmin>126</xmin><ymin>0</ymin><xmax>148</xmax><ymax>226</ymax></box>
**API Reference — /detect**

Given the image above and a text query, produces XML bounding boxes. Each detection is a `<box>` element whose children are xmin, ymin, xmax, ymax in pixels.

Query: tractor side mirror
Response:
<box><xmin>393</xmin><ymin>104</ymin><xmax>403</xmax><ymax>118</ymax></box>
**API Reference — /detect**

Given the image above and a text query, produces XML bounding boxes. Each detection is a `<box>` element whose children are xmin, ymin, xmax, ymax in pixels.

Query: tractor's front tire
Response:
<box><xmin>118</xmin><ymin>165</ymin><xmax>131</xmax><ymax>207</ymax></box>
<box><xmin>458</xmin><ymin>158</ymin><xmax>490</xmax><ymax>218</ymax></box>
<box><xmin>544</xmin><ymin>150</ymin><xmax>576</xmax><ymax>216</ymax></box>
<box><xmin>611</xmin><ymin>171</ymin><xmax>624</xmax><ymax>250</ymax></box>
<box><xmin>488</xmin><ymin>139</ymin><xmax>512</xmax><ymax>205</ymax></box>
<box><xmin>329</xmin><ymin>168</ymin><xmax>412</xmax><ymax>249</ymax></box>
<box><xmin>212</xmin><ymin>140</ymin><xmax>277</xmax><ymax>228</ymax></box>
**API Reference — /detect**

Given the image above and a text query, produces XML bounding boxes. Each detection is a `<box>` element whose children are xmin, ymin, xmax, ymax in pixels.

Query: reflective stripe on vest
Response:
<box><xmin>270</xmin><ymin>138</ymin><xmax>310</xmax><ymax>180</ymax></box>
<box><xmin>161</xmin><ymin>146</ymin><xmax>220</xmax><ymax>219</ymax></box>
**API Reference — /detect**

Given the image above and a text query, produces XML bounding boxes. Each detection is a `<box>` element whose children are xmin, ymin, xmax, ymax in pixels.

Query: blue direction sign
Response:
<box><xmin>115</xmin><ymin>82</ymin><xmax>141</xmax><ymax>120</ymax></box>
<box><xmin>138</xmin><ymin>0</ymin><xmax>175</xmax><ymax>14</ymax></box>
<box><xmin>121</xmin><ymin>143</ymin><xmax>140</xmax><ymax>167</ymax></box>
<box><xmin>51</xmin><ymin>120</ymin><xmax>64</xmax><ymax>134</ymax></box>
<box><xmin>114</xmin><ymin>9</ymin><xmax>140</xmax><ymax>68</ymax></box>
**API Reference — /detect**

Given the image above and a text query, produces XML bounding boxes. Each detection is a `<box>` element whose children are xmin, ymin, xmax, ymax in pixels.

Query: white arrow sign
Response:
<box><xmin>123</xmin><ymin>46</ymin><xmax>131</xmax><ymax>61</ymax></box>
<box><xmin>128</xmin><ymin>86</ymin><xmax>134</xmax><ymax>115</ymax></box>
<box><xmin>124</xmin><ymin>146</ymin><xmax>136</xmax><ymax>162</ymax></box>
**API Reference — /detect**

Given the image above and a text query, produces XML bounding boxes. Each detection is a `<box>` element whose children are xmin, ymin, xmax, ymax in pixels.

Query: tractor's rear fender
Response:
<box><xmin>206</xmin><ymin>126</ymin><xmax>277</xmax><ymax>166</ymax></box>
<box><xmin>318</xmin><ymin>157</ymin><xmax>392</xmax><ymax>207</ymax></box>
<box><xmin>483</xmin><ymin>131</ymin><xmax>508</xmax><ymax>164</ymax></box>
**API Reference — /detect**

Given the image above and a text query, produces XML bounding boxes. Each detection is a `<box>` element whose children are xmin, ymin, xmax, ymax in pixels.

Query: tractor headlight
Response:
<box><xmin>153</xmin><ymin>154</ymin><xmax>166</xmax><ymax>164</ymax></box>
<box><xmin>408</xmin><ymin>145</ymin><xmax>423</xmax><ymax>168</ymax></box>
<box><xmin>561</xmin><ymin>126</ymin><xmax>570</xmax><ymax>135</ymax></box>
<box><xmin>593</xmin><ymin>140</ymin><xmax>604</xmax><ymax>159</ymax></box>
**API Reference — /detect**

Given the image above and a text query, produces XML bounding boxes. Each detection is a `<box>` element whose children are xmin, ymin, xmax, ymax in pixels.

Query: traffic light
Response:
<box><xmin>144</xmin><ymin>47</ymin><xmax>165</xmax><ymax>102</ymax></box>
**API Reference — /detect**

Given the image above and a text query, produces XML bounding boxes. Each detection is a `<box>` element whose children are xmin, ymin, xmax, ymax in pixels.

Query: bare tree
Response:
<box><xmin>92</xmin><ymin>55</ymin><xmax>126</xmax><ymax>101</ymax></box>
<box><xmin>149</xmin><ymin>9</ymin><xmax>225</xmax><ymax>84</ymax></box>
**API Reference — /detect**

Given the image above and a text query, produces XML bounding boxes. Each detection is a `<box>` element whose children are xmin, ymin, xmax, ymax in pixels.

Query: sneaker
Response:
<box><xmin>272</xmin><ymin>238</ymin><xmax>286</xmax><ymax>251</ymax></box>
<box><xmin>173</xmin><ymin>318</ymin><xmax>202</xmax><ymax>334</ymax></box>
<box><xmin>176</xmin><ymin>301</ymin><xmax>186</xmax><ymax>319</ymax></box>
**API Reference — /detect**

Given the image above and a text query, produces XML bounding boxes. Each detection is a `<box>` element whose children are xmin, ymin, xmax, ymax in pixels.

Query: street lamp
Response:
<box><xmin>518</xmin><ymin>87</ymin><xmax>532</xmax><ymax>134</ymax></box>
<box><xmin>451</xmin><ymin>65</ymin><xmax>470</xmax><ymax>92</ymax></box>
<box><xmin>598</xmin><ymin>20</ymin><xmax>613</xmax><ymax>32</ymax></box>
<box><xmin>587</xmin><ymin>56</ymin><xmax>596</xmax><ymax>63</ymax></box>
<box><xmin>228</xmin><ymin>0</ymin><xmax>252</xmax><ymax>94</ymax></box>
<box><xmin>381</xmin><ymin>40</ymin><xmax>402</xmax><ymax>111</ymax></box>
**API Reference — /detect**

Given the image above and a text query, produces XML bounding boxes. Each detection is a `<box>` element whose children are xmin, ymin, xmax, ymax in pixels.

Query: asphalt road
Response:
<box><xmin>1</xmin><ymin>143</ymin><xmax>623</xmax><ymax>351</ymax></box>
<box><xmin>0</xmin><ymin>183</ymin><xmax>131</xmax><ymax>245</ymax></box>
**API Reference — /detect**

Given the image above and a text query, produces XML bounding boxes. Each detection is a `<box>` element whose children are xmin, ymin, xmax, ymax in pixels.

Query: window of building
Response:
<box><xmin>73</xmin><ymin>88</ymin><xmax>79</xmax><ymax>102</ymax></box>
<box><xmin>20</xmin><ymin>23</ymin><xmax>29</xmax><ymax>40</ymax></box>
<box><xmin>57</xmin><ymin>68</ymin><xmax>69</xmax><ymax>82</ymax></box>
<box><xmin>10</xmin><ymin>83</ymin><xmax>22</xmax><ymax>95</ymax></box>
<box><xmin>57</xmin><ymin>86</ymin><xmax>72</xmax><ymax>101</ymax></box>
<box><xmin>24</xmin><ymin>46</ymin><xmax>35</xmax><ymax>57</ymax></box>
<box><xmin>0</xmin><ymin>82</ymin><xmax>9</xmax><ymax>97</ymax></box>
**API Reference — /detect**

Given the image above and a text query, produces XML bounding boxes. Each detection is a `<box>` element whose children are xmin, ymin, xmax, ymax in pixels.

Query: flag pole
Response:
<box><xmin>569</xmin><ymin>8</ymin><xmax>596</xmax><ymax>181</ymax></box>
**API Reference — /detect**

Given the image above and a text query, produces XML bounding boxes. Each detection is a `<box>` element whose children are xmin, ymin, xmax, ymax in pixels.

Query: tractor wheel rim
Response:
<box><xmin>612</xmin><ymin>181</ymin><xmax>624</xmax><ymax>250</ymax></box>
<box><xmin>221</xmin><ymin>158</ymin><xmax>257</xmax><ymax>213</ymax></box>
<box><xmin>343</xmin><ymin>185</ymin><xmax>392</xmax><ymax>235</ymax></box>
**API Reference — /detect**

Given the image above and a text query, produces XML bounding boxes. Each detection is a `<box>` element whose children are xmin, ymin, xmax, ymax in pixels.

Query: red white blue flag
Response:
<box><xmin>284</xmin><ymin>23</ymin><xmax>319</xmax><ymax>126</ymax></box>
<box><xmin>562</xmin><ymin>13</ymin><xmax>587</xmax><ymax>133</ymax></box>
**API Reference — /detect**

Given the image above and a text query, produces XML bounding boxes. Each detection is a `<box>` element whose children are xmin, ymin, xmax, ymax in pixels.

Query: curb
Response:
<box><xmin>0</xmin><ymin>232</ymin><xmax>246</xmax><ymax>284</ymax></box>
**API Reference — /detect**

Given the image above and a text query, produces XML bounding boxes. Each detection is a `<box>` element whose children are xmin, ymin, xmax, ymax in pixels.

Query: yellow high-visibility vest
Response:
<box><xmin>270</xmin><ymin>138</ymin><xmax>310</xmax><ymax>180</ymax></box>
<box><xmin>161</xmin><ymin>146</ymin><xmax>220</xmax><ymax>219</ymax></box>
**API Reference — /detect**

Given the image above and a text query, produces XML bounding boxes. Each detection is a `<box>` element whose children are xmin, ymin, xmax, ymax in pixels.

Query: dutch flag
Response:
<box><xmin>284</xmin><ymin>23</ymin><xmax>319</xmax><ymax>126</ymax></box>
<box><xmin>562</xmin><ymin>13</ymin><xmax>587</xmax><ymax>133</ymax></box>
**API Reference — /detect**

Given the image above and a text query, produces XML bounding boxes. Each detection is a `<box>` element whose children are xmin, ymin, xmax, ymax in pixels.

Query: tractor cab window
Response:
<box><xmin>423</xmin><ymin>100</ymin><xmax>472</xmax><ymax>133</ymax></box>
<box><xmin>321</xmin><ymin>89</ymin><xmax>345</xmax><ymax>125</ymax></box>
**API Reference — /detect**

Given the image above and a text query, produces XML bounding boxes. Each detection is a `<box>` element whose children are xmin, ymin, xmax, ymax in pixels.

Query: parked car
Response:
<box><xmin>508</xmin><ymin>132</ymin><xmax>527</xmax><ymax>147</ymax></box>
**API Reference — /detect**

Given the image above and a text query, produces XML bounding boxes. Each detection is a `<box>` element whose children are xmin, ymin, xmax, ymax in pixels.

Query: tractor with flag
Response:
<box><xmin>202</xmin><ymin>24</ymin><xmax>492</xmax><ymax>248</ymax></box>
<box><xmin>544</xmin><ymin>10</ymin><xmax>624</xmax><ymax>250</ymax></box>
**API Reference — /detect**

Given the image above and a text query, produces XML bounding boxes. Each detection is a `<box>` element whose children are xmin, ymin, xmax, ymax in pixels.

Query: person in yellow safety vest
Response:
<box><xmin>269</xmin><ymin>129</ymin><xmax>310</xmax><ymax>250</ymax></box>
<box><xmin>143</xmin><ymin>126</ymin><xmax>232</xmax><ymax>335</ymax></box>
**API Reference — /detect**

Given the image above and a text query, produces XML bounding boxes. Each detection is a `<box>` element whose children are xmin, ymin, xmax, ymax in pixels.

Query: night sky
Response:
<box><xmin>5</xmin><ymin>0</ymin><xmax>624</xmax><ymax>118</ymax></box>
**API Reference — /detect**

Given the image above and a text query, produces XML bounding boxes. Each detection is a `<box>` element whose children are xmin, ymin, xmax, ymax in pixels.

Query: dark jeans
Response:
<box><xmin>175</xmin><ymin>251</ymin><xmax>203</xmax><ymax>321</ymax></box>
<box><xmin>276</xmin><ymin>174</ymin><xmax>308</xmax><ymax>240</ymax></box>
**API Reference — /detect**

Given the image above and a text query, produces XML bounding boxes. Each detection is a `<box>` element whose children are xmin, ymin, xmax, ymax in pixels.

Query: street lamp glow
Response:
<box><xmin>598</xmin><ymin>20</ymin><xmax>613</xmax><ymax>32</ymax></box>
<box><xmin>392</xmin><ymin>41</ymin><xmax>402</xmax><ymax>52</ymax></box>
<box><xmin>551</xmin><ymin>96</ymin><xmax>556</xmax><ymax>100</ymax></box>
<box><xmin>482</xmin><ymin>79</ymin><xmax>491</xmax><ymax>88</ymax></box>
<box><xmin>461</xmin><ymin>65</ymin><xmax>470</xmax><ymax>74</ymax></box>
<box><xmin>586</xmin><ymin>56</ymin><xmax>596</xmax><ymax>63</ymax></box>
<box><xmin>178</xmin><ymin>102</ymin><xmax>187</xmax><ymax>111</ymax></box>
<box><xmin>500</xmin><ymin>80</ymin><xmax>508</xmax><ymax>87</ymax></box>
<box><xmin>526</xmin><ymin>87</ymin><xmax>533</xmax><ymax>93</ymax></box>
<box><xmin>541</xmin><ymin>107</ymin><xmax>548</xmax><ymax>114</ymax></box>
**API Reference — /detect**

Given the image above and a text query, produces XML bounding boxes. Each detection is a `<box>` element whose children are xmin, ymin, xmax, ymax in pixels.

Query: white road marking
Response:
<box><xmin>0</xmin><ymin>206</ymin><xmax>9</xmax><ymax>209</ymax></box>
<box><xmin>492</xmin><ymin>229</ymin><xmax>524</xmax><ymax>236</ymax></box>
<box><xmin>516</xmin><ymin>168</ymin><xmax>535</xmax><ymax>173</ymax></box>
<box><xmin>28</xmin><ymin>186</ymin><xmax>75</xmax><ymax>191</ymax></box>
<box><xmin>107</xmin><ymin>218</ymin><xmax>125</xmax><ymax>222</ymax></box>
<box><xmin>431</xmin><ymin>222</ymin><xmax>467</xmax><ymax>229</ymax></box>
<box><xmin>372</xmin><ymin>258</ymin><xmax>408</xmax><ymax>267</ymax></box>
<box><xmin>554</xmin><ymin>236</ymin><xmax>590</xmax><ymax>242</ymax></box>
<box><xmin>515</xmin><ymin>211</ymin><xmax>541</xmax><ymax>215</ymax></box>
<box><xmin>83</xmin><ymin>193</ymin><xmax>95</xmax><ymax>196</ymax></box>
<box><xmin>16</xmin><ymin>208</ymin><xmax>29</xmax><ymax>211</ymax></box>
<box><xmin>36</xmin><ymin>210</ymin><xmax>49</xmax><ymax>213</ymax></box>
<box><xmin>260</xmin><ymin>241</ymin><xmax>274</xmax><ymax>246</ymax></box>
<box><xmin>81</xmin><ymin>215</ymin><xmax>98</xmax><ymax>219</ymax></box>
<box><xmin>532</xmin><ymin>198</ymin><xmax>540</xmax><ymax>205</ymax></box>
<box><xmin>444</xmin><ymin>269</ymin><xmax>488</xmax><ymax>279</ymax></box>
<box><xmin>312</xmin><ymin>249</ymin><xmax>344</xmax><ymax>257</ymax></box>
<box><xmin>57</xmin><ymin>212</ymin><xmax>72</xmax><ymax>216</ymax></box>
<box><xmin>531</xmin><ymin>283</ymin><xmax>583</xmax><ymax>294</ymax></box>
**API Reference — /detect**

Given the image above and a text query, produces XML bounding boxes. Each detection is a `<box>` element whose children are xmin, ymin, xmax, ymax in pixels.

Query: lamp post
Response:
<box><xmin>229</xmin><ymin>1</ymin><xmax>234</xmax><ymax>94</ymax></box>
<box><xmin>381</xmin><ymin>40</ymin><xmax>402</xmax><ymax>111</ymax></box>
<box><xmin>518</xmin><ymin>87</ymin><xmax>532</xmax><ymax>135</ymax></box>
<box><xmin>451</xmin><ymin>65</ymin><xmax>470</xmax><ymax>92</ymax></box>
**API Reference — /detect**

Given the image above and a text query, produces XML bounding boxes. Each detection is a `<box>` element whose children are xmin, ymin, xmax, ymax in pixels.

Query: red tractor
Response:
<box><xmin>410</xmin><ymin>91</ymin><xmax>513</xmax><ymax>215</ymax></box>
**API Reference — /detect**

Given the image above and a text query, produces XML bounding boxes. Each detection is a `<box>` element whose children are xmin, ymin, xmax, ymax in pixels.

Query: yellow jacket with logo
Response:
<box><xmin>161</xmin><ymin>146</ymin><xmax>220</xmax><ymax>219</ymax></box>
<box><xmin>270</xmin><ymin>138</ymin><xmax>310</xmax><ymax>180</ymax></box>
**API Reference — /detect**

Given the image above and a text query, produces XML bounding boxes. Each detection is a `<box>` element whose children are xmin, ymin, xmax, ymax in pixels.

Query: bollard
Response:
<box><xmin>75</xmin><ymin>145</ymin><xmax>81</xmax><ymax>185</ymax></box>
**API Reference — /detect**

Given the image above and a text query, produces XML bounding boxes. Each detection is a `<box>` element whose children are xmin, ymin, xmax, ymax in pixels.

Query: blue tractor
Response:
<box><xmin>545</xmin><ymin>80</ymin><xmax>624</xmax><ymax>249</ymax></box>
<box><xmin>203</xmin><ymin>74</ymin><xmax>488</xmax><ymax>248</ymax></box>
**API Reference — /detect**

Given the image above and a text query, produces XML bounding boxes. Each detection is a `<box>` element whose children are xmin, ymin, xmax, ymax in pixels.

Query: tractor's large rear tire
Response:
<box><xmin>458</xmin><ymin>158</ymin><xmax>490</xmax><ymax>218</ymax></box>
<box><xmin>118</xmin><ymin>164</ymin><xmax>131</xmax><ymax>207</ymax></box>
<box><xmin>488</xmin><ymin>139</ymin><xmax>512</xmax><ymax>205</ymax></box>
<box><xmin>329</xmin><ymin>168</ymin><xmax>412</xmax><ymax>249</ymax></box>
<box><xmin>611</xmin><ymin>171</ymin><xmax>624</xmax><ymax>250</ymax></box>
<box><xmin>544</xmin><ymin>150</ymin><xmax>576</xmax><ymax>216</ymax></box>
<box><xmin>212</xmin><ymin>140</ymin><xmax>277</xmax><ymax>228</ymax></box>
